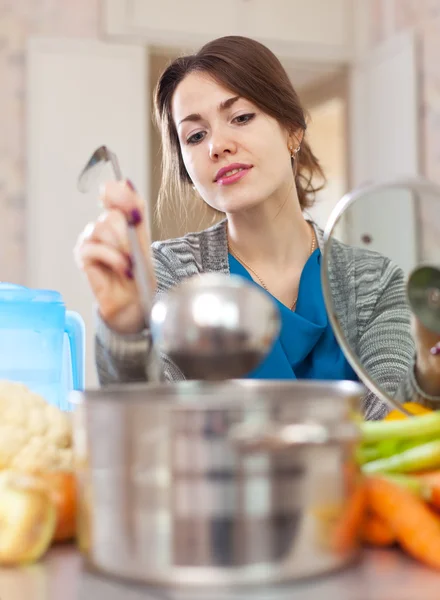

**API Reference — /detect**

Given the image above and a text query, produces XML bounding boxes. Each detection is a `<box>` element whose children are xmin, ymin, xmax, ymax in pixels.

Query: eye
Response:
<box><xmin>186</xmin><ymin>131</ymin><xmax>206</xmax><ymax>145</ymax></box>
<box><xmin>232</xmin><ymin>113</ymin><xmax>255</xmax><ymax>125</ymax></box>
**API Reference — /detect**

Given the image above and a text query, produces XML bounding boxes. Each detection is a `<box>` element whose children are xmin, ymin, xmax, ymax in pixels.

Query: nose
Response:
<box><xmin>208</xmin><ymin>129</ymin><xmax>237</xmax><ymax>161</ymax></box>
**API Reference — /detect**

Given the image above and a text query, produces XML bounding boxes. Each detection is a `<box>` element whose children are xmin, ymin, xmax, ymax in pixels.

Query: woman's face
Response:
<box><xmin>171</xmin><ymin>72</ymin><xmax>296</xmax><ymax>214</ymax></box>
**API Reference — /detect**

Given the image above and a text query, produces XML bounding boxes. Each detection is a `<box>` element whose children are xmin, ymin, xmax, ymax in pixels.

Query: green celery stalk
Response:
<box><xmin>356</xmin><ymin>434</ymin><xmax>437</xmax><ymax>466</ymax></box>
<box><xmin>355</xmin><ymin>445</ymin><xmax>382</xmax><ymax>465</ymax></box>
<box><xmin>375</xmin><ymin>439</ymin><xmax>401</xmax><ymax>458</ymax></box>
<box><xmin>362</xmin><ymin>440</ymin><xmax>440</xmax><ymax>474</ymax></box>
<box><xmin>399</xmin><ymin>433</ymin><xmax>439</xmax><ymax>453</ymax></box>
<box><xmin>360</xmin><ymin>411</ymin><xmax>440</xmax><ymax>444</ymax></box>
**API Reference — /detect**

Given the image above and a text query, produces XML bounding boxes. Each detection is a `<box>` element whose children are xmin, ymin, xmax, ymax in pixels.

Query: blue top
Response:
<box><xmin>228</xmin><ymin>248</ymin><xmax>358</xmax><ymax>381</ymax></box>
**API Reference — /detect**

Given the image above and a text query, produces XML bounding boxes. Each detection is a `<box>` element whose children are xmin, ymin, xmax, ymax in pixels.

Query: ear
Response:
<box><xmin>289</xmin><ymin>128</ymin><xmax>304</xmax><ymax>149</ymax></box>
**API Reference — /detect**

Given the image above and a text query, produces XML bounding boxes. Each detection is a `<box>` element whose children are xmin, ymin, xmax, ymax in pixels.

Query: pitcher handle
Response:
<box><xmin>65</xmin><ymin>311</ymin><xmax>85</xmax><ymax>390</ymax></box>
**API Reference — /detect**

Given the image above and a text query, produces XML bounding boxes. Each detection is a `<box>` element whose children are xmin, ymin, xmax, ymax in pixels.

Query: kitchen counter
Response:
<box><xmin>0</xmin><ymin>546</ymin><xmax>439</xmax><ymax>600</ymax></box>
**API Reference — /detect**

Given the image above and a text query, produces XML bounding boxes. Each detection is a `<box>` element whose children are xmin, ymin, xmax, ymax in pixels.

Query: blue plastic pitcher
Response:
<box><xmin>0</xmin><ymin>283</ymin><xmax>85</xmax><ymax>411</ymax></box>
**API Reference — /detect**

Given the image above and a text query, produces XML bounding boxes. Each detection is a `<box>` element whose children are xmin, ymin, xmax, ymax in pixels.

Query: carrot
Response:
<box><xmin>331</xmin><ymin>480</ymin><xmax>367</xmax><ymax>554</ymax></box>
<box><xmin>366</xmin><ymin>476</ymin><xmax>440</xmax><ymax>570</ymax></box>
<box><xmin>380</xmin><ymin>473</ymin><xmax>431</xmax><ymax>498</ymax></box>
<box><xmin>360</xmin><ymin>511</ymin><xmax>395</xmax><ymax>547</ymax></box>
<box><xmin>415</xmin><ymin>471</ymin><xmax>440</xmax><ymax>511</ymax></box>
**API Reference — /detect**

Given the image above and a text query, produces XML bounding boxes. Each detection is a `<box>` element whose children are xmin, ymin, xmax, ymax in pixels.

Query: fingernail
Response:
<box><xmin>126</xmin><ymin>179</ymin><xmax>136</xmax><ymax>192</ymax></box>
<box><xmin>430</xmin><ymin>343</ymin><xmax>440</xmax><ymax>356</ymax></box>
<box><xmin>128</xmin><ymin>208</ymin><xmax>142</xmax><ymax>226</ymax></box>
<box><xmin>125</xmin><ymin>268</ymin><xmax>134</xmax><ymax>280</ymax></box>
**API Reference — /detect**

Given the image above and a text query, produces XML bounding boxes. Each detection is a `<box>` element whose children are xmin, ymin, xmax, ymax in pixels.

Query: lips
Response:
<box><xmin>214</xmin><ymin>163</ymin><xmax>252</xmax><ymax>183</ymax></box>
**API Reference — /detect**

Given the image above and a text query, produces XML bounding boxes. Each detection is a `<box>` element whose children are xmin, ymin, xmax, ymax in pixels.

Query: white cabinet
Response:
<box><xmin>347</xmin><ymin>31</ymin><xmax>420</xmax><ymax>276</ymax></box>
<box><xmin>27</xmin><ymin>38</ymin><xmax>148</xmax><ymax>387</ymax></box>
<box><xmin>129</xmin><ymin>0</ymin><xmax>242</xmax><ymax>41</ymax></box>
<box><xmin>103</xmin><ymin>0</ymin><xmax>243</xmax><ymax>47</ymax></box>
<box><xmin>242</xmin><ymin>0</ymin><xmax>353</xmax><ymax>56</ymax></box>
<box><xmin>103</xmin><ymin>0</ymin><xmax>354</xmax><ymax>61</ymax></box>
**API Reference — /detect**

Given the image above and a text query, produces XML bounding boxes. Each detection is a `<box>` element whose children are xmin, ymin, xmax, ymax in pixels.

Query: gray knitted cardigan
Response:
<box><xmin>95</xmin><ymin>219</ymin><xmax>439</xmax><ymax>420</ymax></box>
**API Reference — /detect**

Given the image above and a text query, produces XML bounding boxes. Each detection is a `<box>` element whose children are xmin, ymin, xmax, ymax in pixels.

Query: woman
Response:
<box><xmin>75</xmin><ymin>35</ymin><xmax>440</xmax><ymax>420</ymax></box>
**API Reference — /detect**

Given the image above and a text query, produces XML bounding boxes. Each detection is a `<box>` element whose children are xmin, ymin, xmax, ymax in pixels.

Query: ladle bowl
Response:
<box><xmin>151</xmin><ymin>273</ymin><xmax>281</xmax><ymax>380</ymax></box>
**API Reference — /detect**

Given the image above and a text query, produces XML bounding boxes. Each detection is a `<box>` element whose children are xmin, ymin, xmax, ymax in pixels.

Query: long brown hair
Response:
<box><xmin>154</xmin><ymin>35</ymin><xmax>325</xmax><ymax>227</ymax></box>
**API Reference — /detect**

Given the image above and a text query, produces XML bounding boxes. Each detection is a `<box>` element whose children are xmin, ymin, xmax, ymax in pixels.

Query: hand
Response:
<box><xmin>74</xmin><ymin>180</ymin><xmax>156</xmax><ymax>335</ymax></box>
<box><xmin>412</xmin><ymin>316</ymin><xmax>440</xmax><ymax>397</ymax></box>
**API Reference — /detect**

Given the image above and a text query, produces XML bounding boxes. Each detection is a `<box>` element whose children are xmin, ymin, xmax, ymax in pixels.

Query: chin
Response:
<box><xmin>215</xmin><ymin>193</ymin><xmax>265</xmax><ymax>215</ymax></box>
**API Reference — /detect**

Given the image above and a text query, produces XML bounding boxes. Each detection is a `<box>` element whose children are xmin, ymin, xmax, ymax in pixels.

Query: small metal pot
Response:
<box><xmin>71</xmin><ymin>379</ymin><xmax>365</xmax><ymax>588</ymax></box>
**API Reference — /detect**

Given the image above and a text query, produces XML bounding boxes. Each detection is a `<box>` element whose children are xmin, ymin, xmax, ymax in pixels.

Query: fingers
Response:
<box><xmin>74</xmin><ymin>211</ymin><xmax>134</xmax><ymax>278</ymax></box>
<box><xmin>76</xmin><ymin>240</ymin><xmax>133</xmax><ymax>278</ymax></box>
<box><xmin>74</xmin><ymin>178</ymin><xmax>156</xmax><ymax>295</ymax></box>
<box><xmin>98</xmin><ymin>179</ymin><xmax>153</xmax><ymax>269</ymax></box>
<box><xmin>94</xmin><ymin>209</ymin><xmax>131</xmax><ymax>253</ymax></box>
<box><xmin>99</xmin><ymin>180</ymin><xmax>146</xmax><ymax>224</ymax></box>
<box><xmin>76</xmin><ymin>206</ymin><xmax>132</xmax><ymax>256</ymax></box>
<box><xmin>412</xmin><ymin>315</ymin><xmax>440</xmax><ymax>356</ymax></box>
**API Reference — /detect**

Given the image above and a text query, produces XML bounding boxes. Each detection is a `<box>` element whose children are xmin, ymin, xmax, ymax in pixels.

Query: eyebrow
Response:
<box><xmin>178</xmin><ymin>96</ymin><xmax>241</xmax><ymax>126</ymax></box>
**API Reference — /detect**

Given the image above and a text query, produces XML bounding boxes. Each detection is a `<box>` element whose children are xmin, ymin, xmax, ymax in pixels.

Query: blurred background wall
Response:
<box><xmin>1</xmin><ymin>0</ymin><xmax>438</xmax><ymax>385</ymax></box>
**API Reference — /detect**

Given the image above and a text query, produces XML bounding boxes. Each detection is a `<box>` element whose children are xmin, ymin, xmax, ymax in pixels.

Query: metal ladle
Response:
<box><xmin>77</xmin><ymin>145</ymin><xmax>163</xmax><ymax>382</ymax></box>
<box><xmin>150</xmin><ymin>273</ymin><xmax>281</xmax><ymax>380</ymax></box>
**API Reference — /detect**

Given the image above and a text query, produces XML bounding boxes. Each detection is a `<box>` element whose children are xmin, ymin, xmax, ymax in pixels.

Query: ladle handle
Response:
<box><xmin>126</xmin><ymin>228</ymin><xmax>154</xmax><ymax>316</ymax></box>
<box><xmin>109</xmin><ymin>152</ymin><xmax>164</xmax><ymax>382</ymax></box>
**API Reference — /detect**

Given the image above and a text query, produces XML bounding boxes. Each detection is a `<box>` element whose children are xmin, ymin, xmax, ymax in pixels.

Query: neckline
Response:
<box><xmin>229</xmin><ymin>247</ymin><xmax>321</xmax><ymax>313</ymax></box>
<box><xmin>200</xmin><ymin>218</ymin><xmax>324</xmax><ymax>275</ymax></box>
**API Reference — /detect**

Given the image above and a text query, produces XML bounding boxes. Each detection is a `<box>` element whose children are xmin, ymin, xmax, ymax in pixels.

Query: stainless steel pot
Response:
<box><xmin>71</xmin><ymin>379</ymin><xmax>365</xmax><ymax>588</ymax></box>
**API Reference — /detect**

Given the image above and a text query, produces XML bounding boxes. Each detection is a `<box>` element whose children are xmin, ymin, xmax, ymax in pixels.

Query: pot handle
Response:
<box><xmin>228</xmin><ymin>420</ymin><xmax>360</xmax><ymax>453</ymax></box>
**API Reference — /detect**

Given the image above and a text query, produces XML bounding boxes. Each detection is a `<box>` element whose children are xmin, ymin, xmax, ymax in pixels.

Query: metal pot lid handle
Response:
<box><xmin>229</xmin><ymin>420</ymin><xmax>360</xmax><ymax>453</ymax></box>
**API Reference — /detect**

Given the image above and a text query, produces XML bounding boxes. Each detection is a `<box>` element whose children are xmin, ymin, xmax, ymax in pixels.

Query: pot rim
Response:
<box><xmin>70</xmin><ymin>378</ymin><xmax>365</xmax><ymax>410</ymax></box>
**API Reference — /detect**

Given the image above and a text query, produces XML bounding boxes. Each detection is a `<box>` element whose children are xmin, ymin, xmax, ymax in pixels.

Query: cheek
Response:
<box><xmin>179</xmin><ymin>147</ymin><xmax>195</xmax><ymax>178</ymax></box>
<box><xmin>266</xmin><ymin>139</ymin><xmax>291</xmax><ymax>172</ymax></box>
<box><xmin>246</xmin><ymin>127</ymin><xmax>287</xmax><ymax>166</ymax></box>
<box><xmin>181</xmin><ymin>147</ymin><xmax>208</xmax><ymax>186</ymax></box>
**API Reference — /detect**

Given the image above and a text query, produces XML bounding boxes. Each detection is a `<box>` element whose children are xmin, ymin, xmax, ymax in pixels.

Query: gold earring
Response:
<box><xmin>290</xmin><ymin>145</ymin><xmax>300</xmax><ymax>177</ymax></box>
<box><xmin>289</xmin><ymin>144</ymin><xmax>300</xmax><ymax>157</ymax></box>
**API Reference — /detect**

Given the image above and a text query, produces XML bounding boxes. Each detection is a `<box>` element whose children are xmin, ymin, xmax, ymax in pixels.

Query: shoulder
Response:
<box><xmin>314</xmin><ymin>222</ymin><xmax>391</xmax><ymax>276</ymax></box>
<box><xmin>327</xmin><ymin>236</ymin><xmax>403</xmax><ymax>285</ymax></box>
<box><xmin>323</xmin><ymin>235</ymin><xmax>407</xmax><ymax>329</ymax></box>
<box><xmin>152</xmin><ymin>219</ymin><xmax>226</xmax><ymax>257</ymax></box>
<box><xmin>150</xmin><ymin>219</ymin><xmax>227</xmax><ymax>287</ymax></box>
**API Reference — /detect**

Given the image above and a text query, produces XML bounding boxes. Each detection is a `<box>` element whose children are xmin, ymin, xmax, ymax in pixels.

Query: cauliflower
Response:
<box><xmin>0</xmin><ymin>381</ymin><xmax>73</xmax><ymax>473</ymax></box>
